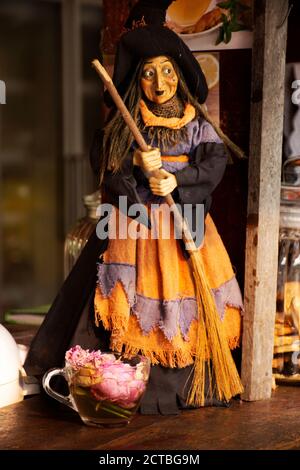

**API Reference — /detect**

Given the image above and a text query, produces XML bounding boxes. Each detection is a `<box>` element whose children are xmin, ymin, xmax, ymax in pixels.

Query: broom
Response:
<box><xmin>92</xmin><ymin>59</ymin><xmax>243</xmax><ymax>406</ymax></box>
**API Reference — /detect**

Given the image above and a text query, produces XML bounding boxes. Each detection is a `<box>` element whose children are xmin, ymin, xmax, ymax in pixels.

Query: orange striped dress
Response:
<box><xmin>94</xmin><ymin>101</ymin><xmax>243</xmax><ymax>408</ymax></box>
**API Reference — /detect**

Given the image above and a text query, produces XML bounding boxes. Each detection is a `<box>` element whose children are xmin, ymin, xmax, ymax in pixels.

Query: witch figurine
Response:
<box><xmin>25</xmin><ymin>0</ymin><xmax>244</xmax><ymax>415</ymax></box>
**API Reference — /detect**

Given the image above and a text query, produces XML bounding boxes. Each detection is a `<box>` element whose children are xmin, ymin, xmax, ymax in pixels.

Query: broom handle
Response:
<box><xmin>92</xmin><ymin>59</ymin><xmax>197</xmax><ymax>252</ymax></box>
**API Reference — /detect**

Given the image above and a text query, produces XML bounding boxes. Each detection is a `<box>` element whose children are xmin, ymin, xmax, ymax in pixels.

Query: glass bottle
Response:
<box><xmin>273</xmin><ymin>157</ymin><xmax>300</xmax><ymax>382</ymax></box>
<box><xmin>64</xmin><ymin>191</ymin><xmax>101</xmax><ymax>278</ymax></box>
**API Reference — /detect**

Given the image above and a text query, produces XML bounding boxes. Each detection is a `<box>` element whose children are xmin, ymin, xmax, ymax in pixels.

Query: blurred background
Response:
<box><xmin>1</xmin><ymin>0</ymin><xmax>299</xmax><ymax>327</ymax></box>
<box><xmin>0</xmin><ymin>0</ymin><xmax>104</xmax><ymax>317</ymax></box>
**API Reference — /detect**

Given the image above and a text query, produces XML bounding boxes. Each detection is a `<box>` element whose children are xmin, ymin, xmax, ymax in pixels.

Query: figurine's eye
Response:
<box><xmin>142</xmin><ymin>69</ymin><xmax>155</xmax><ymax>79</ymax></box>
<box><xmin>162</xmin><ymin>66</ymin><xmax>173</xmax><ymax>75</ymax></box>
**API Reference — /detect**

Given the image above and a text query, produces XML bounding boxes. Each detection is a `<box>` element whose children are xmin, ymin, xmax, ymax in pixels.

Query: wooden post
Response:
<box><xmin>241</xmin><ymin>0</ymin><xmax>288</xmax><ymax>400</ymax></box>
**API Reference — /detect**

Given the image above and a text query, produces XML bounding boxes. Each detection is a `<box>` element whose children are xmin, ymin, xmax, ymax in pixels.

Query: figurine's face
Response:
<box><xmin>140</xmin><ymin>56</ymin><xmax>178</xmax><ymax>104</ymax></box>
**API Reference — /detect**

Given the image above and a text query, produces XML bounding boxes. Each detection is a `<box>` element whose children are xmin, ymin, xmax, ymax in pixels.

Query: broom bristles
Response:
<box><xmin>187</xmin><ymin>251</ymin><xmax>244</xmax><ymax>406</ymax></box>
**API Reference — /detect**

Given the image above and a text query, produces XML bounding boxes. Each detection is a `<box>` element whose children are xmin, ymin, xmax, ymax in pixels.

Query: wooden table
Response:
<box><xmin>1</xmin><ymin>385</ymin><xmax>300</xmax><ymax>450</ymax></box>
<box><xmin>2</xmin><ymin>324</ymin><xmax>300</xmax><ymax>452</ymax></box>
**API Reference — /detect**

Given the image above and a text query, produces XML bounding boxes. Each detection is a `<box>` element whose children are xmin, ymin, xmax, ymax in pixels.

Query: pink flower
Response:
<box><xmin>65</xmin><ymin>345</ymin><xmax>116</xmax><ymax>370</ymax></box>
<box><xmin>65</xmin><ymin>346</ymin><xmax>148</xmax><ymax>408</ymax></box>
<box><xmin>90</xmin><ymin>362</ymin><xmax>146</xmax><ymax>408</ymax></box>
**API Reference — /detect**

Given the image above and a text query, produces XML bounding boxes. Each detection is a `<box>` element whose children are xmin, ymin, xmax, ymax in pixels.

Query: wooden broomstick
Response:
<box><xmin>92</xmin><ymin>58</ymin><xmax>243</xmax><ymax>406</ymax></box>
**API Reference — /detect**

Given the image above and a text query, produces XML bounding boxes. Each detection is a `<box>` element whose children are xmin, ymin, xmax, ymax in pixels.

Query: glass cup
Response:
<box><xmin>42</xmin><ymin>352</ymin><xmax>150</xmax><ymax>427</ymax></box>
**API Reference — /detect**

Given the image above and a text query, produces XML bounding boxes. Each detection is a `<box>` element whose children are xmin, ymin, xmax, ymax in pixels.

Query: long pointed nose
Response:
<box><xmin>155</xmin><ymin>71</ymin><xmax>164</xmax><ymax>91</ymax></box>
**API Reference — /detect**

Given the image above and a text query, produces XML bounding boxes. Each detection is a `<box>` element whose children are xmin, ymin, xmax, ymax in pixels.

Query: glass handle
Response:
<box><xmin>42</xmin><ymin>368</ymin><xmax>77</xmax><ymax>411</ymax></box>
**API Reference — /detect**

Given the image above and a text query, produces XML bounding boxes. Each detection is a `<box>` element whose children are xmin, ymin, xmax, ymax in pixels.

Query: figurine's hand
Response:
<box><xmin>133</xmin><ymin>146</ymin><xmax>162</xmax><ymax>173</ymax></box>
<box><xmin>149</xmin><ymin>169</ymin><xmax>178</xmax><ymax>196</ymax></box>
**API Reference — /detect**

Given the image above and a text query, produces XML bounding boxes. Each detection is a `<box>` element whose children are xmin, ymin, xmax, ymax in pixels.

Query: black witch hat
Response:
<box><xmin>105</xmin><ymin>0</ymin><xmax>208</xmax><ymax>106</ymax></box>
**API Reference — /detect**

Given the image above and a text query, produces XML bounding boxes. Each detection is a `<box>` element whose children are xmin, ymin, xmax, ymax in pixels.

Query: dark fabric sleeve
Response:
<box><xmin>175</xmin><ymin>142</ymin><xmax>227</xmax><ymax>205</ymax></box>
<box><xmin>89</xmin><ymin>127</ymin><xmax>138</xmax><ymax>199</ymax></box>
<box><xmin>89</xmin><ymin>127</ymin><xmax>136</xmax><ymax>183</ymax></box>
<box><xmin>103</xmin><ymin>165</ymin><xmax>151</xmax><ymax>229</ymax></box>
<box><xmin>90</xmin><ymin>129</ymin><xmax>151</xmax><ymax>229</ymax></box>
<box><xmin>103</xmin><ymin>152</ymin><xmax>136</xmax><ymax>198</ymax></box>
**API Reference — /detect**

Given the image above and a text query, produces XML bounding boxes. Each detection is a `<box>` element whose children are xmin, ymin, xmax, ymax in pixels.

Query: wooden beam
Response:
<box><xmin>241</xmin><ymin>0</ymin><xmax>288</xmax><ymax>400</ymax></box>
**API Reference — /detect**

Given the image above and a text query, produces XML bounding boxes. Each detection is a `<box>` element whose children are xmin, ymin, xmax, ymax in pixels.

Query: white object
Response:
<box><xmin>288</xmin><ymin>64</ymin><xmax>300</xmax><ymax>157</ymax></box>
<box><xmin>17</xmin><ymin>344</ymin><xmax>29</xmax><ymax>366</ymax></box>
<box><xmin>181</xmin><ymin>30</ymin><xmax>253</xmax><ymax>52</ymax></box>
<box><xmin>0</xmin><ymin>324</ymin><xmax>24</xmax><ymax>407</ymax></box>
<box><xmin>178</xmin><ymin>21</ymin><xmax>222</xmax><ymax>40</ymax></box>
<box><xmin>167</xmin><ymin>0</ymin><xmax>252</xmax><ymax>51</ymax></box>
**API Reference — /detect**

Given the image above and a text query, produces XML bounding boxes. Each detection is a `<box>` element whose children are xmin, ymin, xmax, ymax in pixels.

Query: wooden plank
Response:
<box><xmin>1</xmin><ymin>388</ymin><xmax>300</xmax><ymax>450</ymax></box>
<box><xmin>241</xmin><ymin>0</ymin><xmax>288</xmax><ymax>400</ymax></box>
<box><xmin>0</xmin><ymin>395</ymin><xmax>159</xmax><ymax>450</ymax></box>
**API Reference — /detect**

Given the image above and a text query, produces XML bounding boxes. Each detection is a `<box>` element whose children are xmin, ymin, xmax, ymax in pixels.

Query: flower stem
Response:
<box><xmin>102</xmin><ymin>401</ymin><xmax>133</xmax><ymax>416</ymax></box>
<box><xmin>95</xmin><ymin>402</ymin><xmax>132</xmax><ymax>420</ymax></box>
